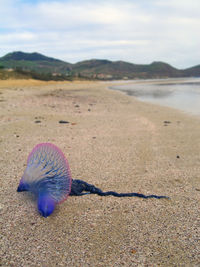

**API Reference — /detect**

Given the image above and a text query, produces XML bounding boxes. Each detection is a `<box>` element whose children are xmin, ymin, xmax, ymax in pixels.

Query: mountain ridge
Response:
<box><xmin>0</xmin><ymin>51</ymin><xmax>199</xmax><ymax>80</ymax></box>
<box><xmin>1</xmin><ymin>51</ymin><xmax>64</xmax><ymax>62</ymax></box>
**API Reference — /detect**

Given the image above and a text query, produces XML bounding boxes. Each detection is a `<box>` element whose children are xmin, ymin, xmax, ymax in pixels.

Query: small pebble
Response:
<box><xmin>0</xmin><ymin>203</ymin><xmax>4</xmax><ymax>211</ymax></box>
<box><xmin>59</xmin><ymin>120</ymin><xmax>69</xmax><ymax>124</ymax></box>
<box><xmin>131</xmin><ymin>249</ymin><xmax>137</xmax><ymax>254</ymax></box>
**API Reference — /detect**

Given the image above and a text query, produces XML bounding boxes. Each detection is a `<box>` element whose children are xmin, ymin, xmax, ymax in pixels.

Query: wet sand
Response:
<box><xmin>0</xmin><ymin>79</ymin><xmax>199</xmax><ymax>266</ymax></box>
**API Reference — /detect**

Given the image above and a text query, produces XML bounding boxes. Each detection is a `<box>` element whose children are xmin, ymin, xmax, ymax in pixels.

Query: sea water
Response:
<box><xmin>110</xmin><ymin>78</ymin><xmax>200</xmax><ymax>116</ymax></box>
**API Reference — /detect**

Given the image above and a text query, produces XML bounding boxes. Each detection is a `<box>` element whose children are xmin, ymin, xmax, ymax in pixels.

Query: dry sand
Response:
<box><xmin>0</xmin><ymin>79</ymin><xmax>199</xmax><ymax>266</ymax></box>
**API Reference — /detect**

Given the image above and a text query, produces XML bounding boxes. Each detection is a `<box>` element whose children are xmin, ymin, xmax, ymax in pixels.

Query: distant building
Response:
<box><xmin>97</xmin><ymin>73</ymin><xmax>113</xmax><ymax>79</ymax></box>
<box><xmin>52</xmin><ymin>72</ymin><xmax>62</xmax><ymax>76</ymax></box>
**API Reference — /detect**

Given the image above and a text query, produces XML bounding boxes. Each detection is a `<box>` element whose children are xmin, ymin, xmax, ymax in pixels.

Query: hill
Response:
<box><xmin>0</xmin><ymin>51</ymin><xmax>199</xmax><ymax>80</ymax></box>
<box><xmin>72</xmin><ymin>60</ymin><xmax>183</xmax><ymax>79</ymax></box>
<box><xmin>183</xmin><ymin>65</ymin><xmax>200</xmax><ymax>77</ymax></box>
<box><xmin>0</xmin><ymin>51</ymin><xmax>72</xmax><ymax>75</ymax></box>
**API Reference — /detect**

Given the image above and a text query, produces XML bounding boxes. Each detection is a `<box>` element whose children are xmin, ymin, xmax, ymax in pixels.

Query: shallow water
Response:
<box><xmin>111</xmin><ymin>78</ymin><xmax>200</xmax><ymax>116</ymax></box>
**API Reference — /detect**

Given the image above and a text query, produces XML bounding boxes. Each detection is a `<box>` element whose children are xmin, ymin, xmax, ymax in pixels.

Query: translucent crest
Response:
<box><xmin>21</xmin><ymin>143</ymin><xmax>72</xmax><ymax>204</ymax></box>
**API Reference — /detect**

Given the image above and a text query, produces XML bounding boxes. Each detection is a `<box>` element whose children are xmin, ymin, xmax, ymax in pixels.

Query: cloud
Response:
<box><xmin>0</xmin><ymin>0</ymin><xmax>200</xmax><ymax>68</ymax></box>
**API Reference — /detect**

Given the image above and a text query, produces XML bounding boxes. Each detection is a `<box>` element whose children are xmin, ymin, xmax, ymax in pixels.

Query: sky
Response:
<box><xmin>0</xmin><ymin>0</ymin><xmax>200</xmax><ymax>69</ymax></box>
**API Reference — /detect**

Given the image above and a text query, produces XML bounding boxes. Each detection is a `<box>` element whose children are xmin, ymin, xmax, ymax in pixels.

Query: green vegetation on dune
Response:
<box><xmin>0</xmin><ymin>68</ymin><xmax>32</xmax><ymax>80</ymax></box>
<box><xmin>0</xmin><ymin>67</ymin><xmax>75</xmax><ymax>81</ymax></box>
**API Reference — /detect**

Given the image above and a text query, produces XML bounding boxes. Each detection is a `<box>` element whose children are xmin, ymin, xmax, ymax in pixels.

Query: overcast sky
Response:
<box><xmin>0</xmin><ymin>0</ymin><xmax>200</xmax><ymax>68</ymax></box>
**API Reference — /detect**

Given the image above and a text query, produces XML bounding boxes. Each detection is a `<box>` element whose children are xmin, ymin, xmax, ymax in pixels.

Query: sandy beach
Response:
<box><xmin>0</xmin><ymin>79</ymin><xmax>199</xmax><ymax>266</ymax></box>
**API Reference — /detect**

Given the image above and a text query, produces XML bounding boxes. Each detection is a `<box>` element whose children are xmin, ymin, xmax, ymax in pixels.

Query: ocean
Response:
<box><xmin>110</xmin><ymin>78</ymin><xmax>200</xmax><ymax>116</ymax></box>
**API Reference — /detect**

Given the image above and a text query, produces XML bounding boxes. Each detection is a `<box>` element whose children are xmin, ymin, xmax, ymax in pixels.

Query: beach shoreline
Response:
<box><xmin>0</xmin><ymin>79</ymin><xmax>199</xmax><ymax>266</ymax></box>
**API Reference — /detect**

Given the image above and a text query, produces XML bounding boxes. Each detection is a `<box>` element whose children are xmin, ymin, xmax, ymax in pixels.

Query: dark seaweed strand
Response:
<box><xmin>70</xmin><ymin>179</ymin><xmax>170</xmax><ymax>199</ymax></box>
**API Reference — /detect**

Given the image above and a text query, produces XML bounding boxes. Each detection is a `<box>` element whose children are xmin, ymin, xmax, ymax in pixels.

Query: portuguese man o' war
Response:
<box><xmin>17</xmin><ymin>143</ymin><xmax>169</xmax><ymax>217</ymax></box>
<box><xmin>17</xmin><ymin>143</ymin><xmax>72</xmax><ymax>217</ymax></box>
